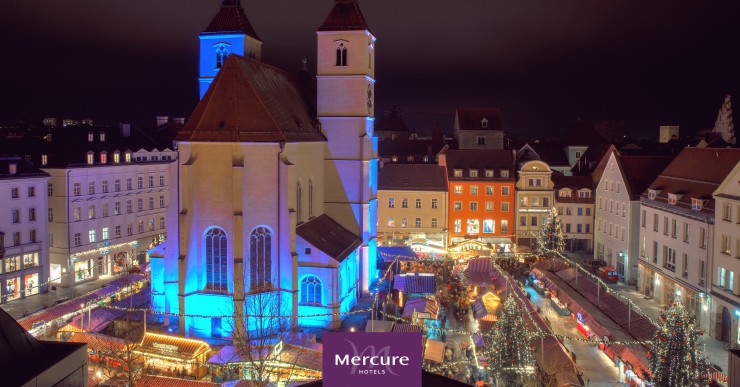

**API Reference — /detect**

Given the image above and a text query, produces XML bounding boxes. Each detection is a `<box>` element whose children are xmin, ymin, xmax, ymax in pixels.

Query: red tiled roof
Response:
<box><xmin>177</xmin><ymin>55</ymin><xmax>325</xmax><ymax>143</ymax></box>
<box><xmin>136</xmin><ymin>376</ymin><xmax>218</xmax><ymax>387</ymax></box>
<box><xmin>317</xmin><ymin>0</ymin><xmax>370</xmax><ymax>32</ymax></box>
<box><xmin>202</xmin><ymin>1</ymin><xmax>260</xmax><ymax>40</ymax></box>
<box><xmin>378</xmin><ymin>164</ymin><xmax>448</xmax><ymax>191</ymax></box>
<box><xmin>455</xmin><ymin>108</ymin><xmax>502</xmax><ymax>131</ymax></box>
<box><xmin>616</xmin><ymin>155</ymin><xmax>674</xmax><ymax>200</ymax></box>
<box><xmin>444</xmin><ymin>149</ymin><xmax>516</xmax><ymax>180</ymax></box>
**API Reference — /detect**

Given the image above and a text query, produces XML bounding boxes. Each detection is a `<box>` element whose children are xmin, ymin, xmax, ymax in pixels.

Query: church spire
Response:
<box><xmin>318</xmin><ymin>0</ymin><xmax>370</xmax><ymax>32</ymax></box>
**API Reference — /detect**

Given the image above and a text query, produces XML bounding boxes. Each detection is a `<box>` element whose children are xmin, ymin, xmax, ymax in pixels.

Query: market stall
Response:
<box><xmin>133</xmin><ymin>332</ymin><xmax>211</xmax><ymax>379</ymax></box>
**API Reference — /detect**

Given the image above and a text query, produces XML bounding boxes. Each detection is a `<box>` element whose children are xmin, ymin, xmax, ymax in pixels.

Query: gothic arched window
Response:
<box><xmin>250</xmin><ymin>227</ymin><xmax>272</xmax><ymax>291</ymax></box>
<box><xmin>308</xmin><ymin>180</ymin><xmax>314</xmax><ymax>218</ymax></box>
<box><xmin>297</xmin><ymin>182</ymin><xmax>303</xmax><ymax>222</ymax></box>
<box><xmin>300</xmin><ymin>275</ymin><xmax>322</xmax><ymax>305</ymax></box>
<box><xmin>215</xmin><ymin>45</ymin><xmax>229</xmax><ymax>69</ymax></box>
<box><xmin>336</xmin><ymin>43</ymin><xmax>347</xmax><ymax>66</ymax></box>
<box><xmin>205</xmin><ymin>228</ymin><xmax>228</xmax><ymax>291</ymax></box>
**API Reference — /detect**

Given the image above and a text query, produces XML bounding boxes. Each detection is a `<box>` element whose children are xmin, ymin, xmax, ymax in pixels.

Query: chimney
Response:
<box><xmin>156</xmin><ymin>116</ymin><xmax>169</xmax><ymax>127</ymax></box>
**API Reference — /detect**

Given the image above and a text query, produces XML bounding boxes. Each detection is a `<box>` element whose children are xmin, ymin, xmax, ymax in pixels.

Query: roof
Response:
<box><xmin>208</xmin><ymin>343</ymin><xmax>322</xmax><ymax>371</ymax></box>
<box><xmin>135</xmin><ymin>332</ymin><xmax>210</xmax><ymax>360</ymax></box>
<box><xmin>565</xmin><ymin>119</ymin><xmax>606</xmax><ymax>145</ymax></box>
<box><xmin>136</xmin><ymin>376</ymin><xmax>219</xmax><ymax>387</ymax></box>
<box><xmin>378</xmin><ymin>246</ymin><xmax>418</xmax><ymax>262</ymax></box>
<box><xmin>517</xmin><ymin>142</ymin><xmax>570</xmax><ymax>167</ymax></box>
<box><xmin>177</xmin><ymin>55</ymin><xmax>325</xmax><ymax>143</ymax></box>
<box><xmin>378</xmin><ymin>164</ymin><xmax>448</xmax><ymax>191</ymax></box>
<box><xmin>375</xmin><ymin>107</ymin><xmax>409</xmax><ymax>133</ymax></box>
<box><xmin>202</xmin><ymin>0</ymin><xmax>260</xmax><ymax>40</ymax></box>
<box><xmin>0</xmin><ymin>157</ymin><xmax>49</xmax><ymax>180</ymax></box>
<box><xmin>472</xmin><ymin>292</ymin><xmax>501</xmax><ymax>319</ymax></box>
<box><xmin>68</xmin><ymin>332</ymin><xmax>126</xmax><ymax>353</ymax></box>
<box><xmin>572</xmin><ymin>143</ymin><xmax>617</xmax><ymax>180</ymax></box>
<box><xmin>317</xmin><ymin>0</ymin><xmax>371</xmax><ymax>32</ymax></box>
<box><xmin>643</xmin><ymin>148</ymin><xmax>740</xmax><ymax>212</ymax></box>
<box><xmin>402</xmin><ymin>297</ymin><xmax>440</xmax><ymax>319</ymax></box>
<box><xmin>444</xmin><ymin>149</ymin><xmax>515</xmax><ymax>181</ymax></box>
<box><xmin>391</xmin><ymin>323</ymin><xmax>424</xmax><ymax>333</ymax></box>
<box><xmin>616</xmin><ymin>155</ymin><xmax>674</xmax><ymax>200</ymax></box>
<box><xmin>378</xmin><ymin>138</ymin><xmax>446</xmax><ymax>158</ymax></box>
<box><xmin>296</xmin><ymin>214</ymin><xmax>361</xmax><ymax>262</ymax></box>
<box><xmin>423</xmin><ymin>339</ymin><xmax>445</xmax><ymax>363</ymax></box>
<box><xmin>552</xmin><ymin>174</ymin><xmax>593</xmax><ymax>191</ymax></box>
<box><xmin>393</xmin><ymin>273</ymin><xmax>436</xmax><ymax>294</ymax></box>
<box><xmin>455</xmin><ymin>108</ymin><xmax>502</xmax><ymax>131</ymax></box>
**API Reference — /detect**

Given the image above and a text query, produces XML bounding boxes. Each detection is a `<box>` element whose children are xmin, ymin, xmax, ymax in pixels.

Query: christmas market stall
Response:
<box><xmin>133</xmin><ymin>332</ymin><xmax>211</xmax><ymax>379</ymax></box>
<box><xmin>207</xmin><ymin>340</ymin><xmax>322</xmax><ymax>383</ymax></box>
<box><xmin>67</xmin><ymin>332</ymin><xmax>131</xmax><ymax>371</ymax></box>
<box><xmin>392</xmin><ymin>272</ymin><xmax>436</xmax><ymax>308</ymax></box>
<box><xmin>423</xmin><ymin>338</ymin><xmax>445</xmax><ymax>366</ymax></box>
<box><xmin>472</xmin><ymin>292</ymin><xmax>501</xmax><ymax>332</ymax></box>
<box><xmin>378</xmin><ymin>246</ymin><xmax>418</xmax><ymax>274</ymax></box>
<box><xmin>401</xmin><ymin>296</ymin><xmax>441</xmax><ymax>339</ymax></box>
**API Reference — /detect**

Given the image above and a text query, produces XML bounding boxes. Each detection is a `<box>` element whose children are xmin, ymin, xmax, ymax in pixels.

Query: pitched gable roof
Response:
<box><xmin>455</xmin><ymin>108</ymin><xmax>502</xmax><ymax>131</ymax></box>
<box><xmin>318</xmin><ymin>0</ymin><xmax>371</xmax><ymax>32</ymax></box>
<box><xmin>378</xmin><ymin>164</ymin><xmax>448</xmax><ymax>191</ymax></box>
<box><xmin>296</xmin><ymin>215</ymin><xmax>361</xmax><ymax>262</ymax></box>
<box><xmin>202</xmin><ymin>1</ymin><xmax>260</xmax><ymax>40</ymax></box>
<box><xmin>177</xmin><ymin>55</ymin><xmax>325</xmax><ymax>143</ymax></box>
<box><xmin>616</xmin><ymin>155</ymin><xmax>674</xmax><ymax>200</ymax></box>
<box><xmin>444</xmin><ymin>149</ymin><xmax>515</xmax><ymax>180</ymax></box>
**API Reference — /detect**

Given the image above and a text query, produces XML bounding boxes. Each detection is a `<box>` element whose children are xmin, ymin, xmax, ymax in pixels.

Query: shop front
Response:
<box><xmin>638</xmin><ymin>263</ymin><xmax>656</xmax><ymax>299</ymax></box>
<box><xmin>4</xmin><ymin>277</ymin><xmax>21</xmax><ymax>301</ymax></box>
<box><xmin>73</xmin><ymin>258</ymin><xmax>95</xmax><ymax>283</ymax></box>
<box><xmin>133</xmin><ymin>332</ymin><xmax>211</xmax><ymax>380</ymax></box>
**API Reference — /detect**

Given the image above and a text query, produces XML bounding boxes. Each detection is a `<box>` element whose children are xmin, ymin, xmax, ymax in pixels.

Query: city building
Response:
<box><xmin>516</xmin><ymin>143</ymin><xmax>571</xmax><ymax>176</ymax></box>
<box><xmin>639</xmin><ymin>148</ymin><xmax>740</xmax><ymax>338</ymax></box>
<box><xmin>453</xmin><ymin>108</ymin><xmax>504</xmax><ymax>150</ymax></box>
<box><xmin>553</xmin><ymin>175</ymin><xmax>594</xmax><ymax>253</ymax></box>
<box><xmin>714</xmin><ymin>159</ymin><xmax>740</xmax><ymax>343</ymax></box>
<box><xmin>375</xmin><ymin>105</ymin><xmax>410</xmax><ymax>141</ymax></box>
<box><xmin>594</xmin><ymin>150</ymin><xmax>672</xmax><ymax>284</ymax></box>
<box><xmin>0</xmin><ymin>158</ymin><xmax>50</xmax><ymax>303</ymax></box>
<box><xmin>515</xmin><ymin>160</ymin><xmax>555</xmax><ymax>248</ymax></box>
<box><xmin>440</xmin><ymin>149</ymin><xmax>516</xmax><ymax>251</ymax></box>
<box><xmin>659</xmin><ymin>125</ymin><xmax>680</xmax><ymax>143</ymax></box>
<box><xmin>377</xmin><ymin>164</ymin><xmax>448</xmax><ymax>247</ymax></box>
<box><xmin>152</xmin><ymin>0</ymin><xmax>378</xmax><ymax>338</ymax></box>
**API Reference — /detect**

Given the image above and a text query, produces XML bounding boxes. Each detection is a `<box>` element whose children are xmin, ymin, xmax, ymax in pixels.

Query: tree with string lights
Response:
<box><xmin>648</xmin><ymin>299</ymin><xmax>709</xmax><ymax>386</ymax></box>
<box><xmin>487</xmin><ymin>296</ymin><xmax>536</xmax><ymax>386</ymax></box>
<box><xmin>536</xmin><ymin>207</ymin><xmax>565</xmax><ymax>259</ymax></box>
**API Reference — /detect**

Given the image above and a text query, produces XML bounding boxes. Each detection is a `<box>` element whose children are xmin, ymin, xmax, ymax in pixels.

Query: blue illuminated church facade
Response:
<box><xmin>150</xmin><ymin>0</ymin><xmax>378</xmax><ymax>340</ymax></box>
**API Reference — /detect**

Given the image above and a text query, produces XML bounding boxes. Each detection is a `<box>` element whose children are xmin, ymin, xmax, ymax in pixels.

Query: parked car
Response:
<box><xmin>583</xmin><ymin>259</ymin><xmax>605</xmax><ymax>272</ymax></box>
<box><xmin>597</xmin><ymin>266</ymin><xmax>619</xmax><ymax>283</ymax></box>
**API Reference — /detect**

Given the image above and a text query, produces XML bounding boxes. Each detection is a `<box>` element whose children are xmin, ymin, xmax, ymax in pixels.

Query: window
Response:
<box><xmin>454</xmin><ymin>219</ymin><xmax>461</xmax><ymax>233</ymax></box>
<box><xmin>89</xmin><ymin>229</ymin><xmax>96</xmax><ymax>243</ymax></box>
<box><xmin>485</xmin><ymin>186</ymin><xmax>494</xmax><ymax>195</ymax></box>
<box><xmin>137</xmin><ymin>177</ymin><xmax>143</xmax><ymax>189</ymax></box>
<box><xmin>721</xmin><ymin>235</ymin><xmax>732</xmax><ymax>255</ymax></box>
<box><xmin>73</xmin><ymin>183</ymin><xmax>81</xmax><ymax>196</ymax></box>
<box><xmin>28</xmin><ymin>208</ymin><xmax>36</xmax><ymax>222</ymax></box>
<box><xmin>160</xmin><ymin>217</ymin><xmax>165</xmax><ymax>229</ymax></box>
<box><xmin>682</xmin><ymin>254</ymin><xmax>689</xmax><ymax>278</ymax></box>
<box><xmin>470</xmin><ymin>186</ymin><xmax>478</xmax><ymax>195</ymax></box>
<box><xmin>663</xmin><ymin>217</ymin><xmax>668</xmax><ymax>235</ymax></box>
<box><xmin>301</xmin><ymin>275</ymin><xmax>322</xmax><ymax>304</ymax></box>
<box><xmin>483</xmin><ymin>219</ymin><xmax>495</xmax><ymax>233</ymax></box>
<box><xmin>586</xmin><ymin>208</ymin><xmax>591</xmax><ymax>216</ymax></box>
<box><xmin>501</xmin><ymin>202</ymin><xmax>509</xmax><ymax>212</ymax></box>
<box><xmin>101</xmin><ymin>180</ymin><xmax>108</xmax><ymax>193</ymax></box>
<box><xmin>531</xmin><ymin>216</ymin><xmax>538</xmax><ymax>227</ymax></box>
<box><xmin>87</xmin><ymin>182</ymin><xmax>94</xmax><ymax>195</ymax></box>
<box><xmin>335</xmin><ymin>43</ymin><xmax>347</xmax><ymax>66</ymax></box>
<box><xmin>477</xmin><ymin>136</ymin><xmax>486</xmax><ymax>145</ymax></box>
<box><xmin>125</xmin><ymin>152</ymin><xmax>131</xmax><ymax>163</ymax></box>
<box><xmin>648</xmin><ymin>189</ymin><xmax>656</xmax><ymax>200</ymax></box>
<box><xmin>415</xmin><ymin>198</ymin><xmax>422</xmax><ymax>209</ymax></box>
<box><xmin>149</xmin><ymin>219</ymin><xmax>155</xmax><ymax>231</ymax></box>
<box><xmin>520</xmin><ymin>216</ymin><xmax>526</xmax><ymax>227</ymax></box>
<box><xmin>663</xmin><ymin>246</ymin><xmax>676</xmax><ymax>271</ymax></box>
<box><xmin>501</xmin><ymin>220</ymin><xmax>509</xmax><ymax>233</ymax></box>
<box><xmin>467</xmin><ymin>219</ymin><xmax>480</xmax><ymax>234</ymax></box>
<box><xmin>127</xmin><ymin>224</ymin><xmax>133</xmax><ymax>236</ymax></box>
<box><xmin>100</xmin><ymin>151</ymin><xmax>107</xmax><ymax>164</ymax></box>
<box><xmin>102</xmin><ymin>227</ymin><xmax>109</xmax><ymax>240</ymax></box>
<box><xmin>577</xmin><ymin>208</ymin><xmax>583</xmax><ymax>216</ymax></box>
<box><xmin>653</xmin><ymin>213</ymin><xmax>659</xmax><ymax>232</ymax></box>
<box><xmin>87</xmin><ymin>205</ymin><xmax>95</xmax><ymax>220</ymax></box>
<box><xmin>668</xmin><ymin>193</ymin><xmax>678</xmax><ymax>205</ymax></box>
<box><xmin>29</xmin><ymin>230</ymin><xmax>36</xmax><ymax>243</ymax></box>
<box><xmin>86</xmin><ymin>152</ymin><xmax>94</xmax><ymax>165</ymax></box>
<box><xmin>115</xmin><ymin>225</ymin><xmax>121</xmax><ymax>238</ymax></box>
<box><xmin>431</xmin><ymin>198</ymin><xmax>438</xmax><ymax>209</ymax></box>
<box><xmin>485</xmin><ymin>202</ymin><xmax>494</xmax><ymax>211</ymax></box>
<box><xmin>579</xmin><ymin>190</ymin><xmax>591</xmax><ymax>199</ymax></box>
<box><xmin>566</xmin><ymin>224</ymin><xmax>571</xmax><ymax>233</ymax></box>
<box><xmin>48</xmin><ymin>208</ymin><xmax>53</xmax><ymax>222</ymax></box>
<box><xmin>250</xmin><ymin>227</ymin><xmax>272</xmax><ymax>290</ymax></box>
<box><xmin>469</xmin><ymin>170</ymin><xmax>479</xmax><ymax>178</ymax></box>
<box><xmin>470</xmin><ymin>202</ymin><xmax>478</xmax><ymax>211</ymax></box>
<box><xmin>415</xmin><ymin>218</ymin><xmax>422</xmax><ymax>228</ymax></box>
<box><xmin>137</xmin><ymin>198</ymin><xmax>143</xmax><ymax>212</ymax></box>
<box><xmin>138</xmin><ymin>220</ymin><xmax>144</xmax><ymax>233</ymax></box>
<box><xmin>454</xmin><ymin>202</ymin><xmax>462</xmax><ymax>211</ymax></box>
<box><xmin>671</xmin><ymin>219</ymin><xmax>677</xmax><ymax>238</ymax></box>
<box><xmin>388</xmin><ymin>198</ymin><xmax>395</xmax><ymax>208</ymax></box>
<box><xmin>126</xmin><ymin>179</ymin><xmax>132</xmax><ymax>190</ymax></box>
<box><xmin>585</xmin><ymin>224</ymin><xmax>590</xmax><ymax>233</ymax></box>
<box><xmin>48</xmin><ymin>183</ymin><xmax>53</xmax><ymax>196</ymax></box>
<box><xmin>114</xmin><ymin>179</ymin><xmax>121</xmax><ymax>192</ymax></box>
<box><xmin>49</xmin><ymin>233</ymin><xmax>53</xmax><ymax>247</ymax></box>
<box><xmin>577</xmin><ymin>224</ymin><xmax>583</xmax><ymax>233</ymax></box>
<box><xmin>454</xmin><ymin>185</ymin><xmax>462</xmax><ymax>195</ymax></box>
<box><xmin>616</xmin><ymin>182</ymin><xmax>621</xmax><ymax>193</ymax></box>
<box><xmin>699</xmin><ymin>260</ymin><xmax>705</xmax><ymax>285</ymax></box>
<box><xmin>485</xmin><ymin>170</ymin><xmax>494</xmax><ymax>178</ymax></box>
<box><xmin>723</xmin><ymin>204</ymin><xmax>733</xmax><ymax>222</ymax></box>
<box><xmin>160</xmin><ymin>195</ymin><xmax>165</xmax><ymax>208</ymax></box>
<box><xmin>113</xmin><ymin>152</ymin><xmax>120</xmax><ymax>164</ymax></box>
<box><xmin>719</xmin><ymin>267</ymin><xmax>727</xmax><ymax>288</ymax></box>
<box><xmin>215</xmin><ymin>45</ymin><xmax>228</xmax><ymax>68</ymax></box>
<box><xmin>699</xmin><ymin>227</ymin><xmax>707</xmax><ymax>249</ymax></box>
<box><xmin>114</xmin><ymin>201</ymin><xmax>121</xmax><ymax>215</ymax></box>
<box><xmin>431</xmin><ymin>218</ymin><xmax>438</xmax><ymax>228</ymax></box>
<box><xmin>453</xmin><ymin>170</ymin><xmax>463</xmax><ymax>178</ymax></box>
<box><xmin>501</xmin><ymin>170</ymin><xmax>510</xmax><ymax>178</ymax></box>
<box><xmin>402</xmin><ymin>198</ymin><xmax>408</xmax><ymax>208</ymax></box>
<box><xmin>308</xmin><ymin>180</ymin><xmax>314</xmax><ymax>218</ymax></box>
<box><xmin>13</xmin><ymin>232</ymin><xmax>20</xmax><ymax>246</ymax></box>
<box><xmin>204</xmin><ymin>227</ymin><xmax>229</xmax><ymax>291</ymax></box>
<box><xmin>565</xmin><ymin>208</ymin><xmax>572</xmax><ymax>216</ymax></box>
<box><xmin>401</xmin><ymin>217</ymin><xmax>408</xmax><ymax>227</ymax></box>
<box><xmin>148</xmin><ymin>175</ymin><xmax>154</xmax><ymax>188</ymax></box>
<box><xmin>683</xmin><ymin>223</ymin><xmax>689</xmax><ymax>243</ymax></box>
<box><xmin>641</xmin><ymin>210</ymin><xmax>646</xmax><ymax>228</ymax></box>
<box><xmin>126</xmin><ymin>200</ymin><xmax>132</xmax><ymax>213</ymax></box>
<box><xmin>149</xmin><ymin>197</ymin><xmax>154</xmax><ymax>210</ymax></box>
<box><xmin>691</xmin><ymin>198</ymin><xmax>703</xmax><ymax>210</ymax></box>
<box><xmin>74</xmin><ymin>207</ymin><xmax>81</xmax><ymax>221</ymax></box>
<box><xmin>102</xmin><ymin>204</ymin><xmax>109</xmax><ymax>217</ymax></box>
<box><xmin>159</xmin><ymin>175</ymin><xmax>165</xmax><ymax>187</ymax></box>
<box><xmin>652</xmin><ymin>241</ymin><xmax>658</xmax><ymax>263</ymax></box>
<box><xmin>12</xmin><ymin>209</ymin><xmax>20</xmax><ymax>223</ymax></box>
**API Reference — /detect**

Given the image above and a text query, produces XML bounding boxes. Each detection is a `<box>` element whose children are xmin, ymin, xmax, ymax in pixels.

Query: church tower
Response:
<box><xmin>317</xmin><ymin>0</ymin><xmax>378</xmax><ymax>293</ymax></box>
<box><xmin>198</xmin><ymin>0</ymin><xmax>262</xmax><ymax>99</ymax></box>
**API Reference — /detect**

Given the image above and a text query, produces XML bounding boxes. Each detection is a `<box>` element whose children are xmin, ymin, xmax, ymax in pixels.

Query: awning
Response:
<box><xmin>392</xmin><ymin>323</ymin><xmax>423</xmax><ymax>333</ymax></box>
<box><xmin>68</xmin><ymin>332</ymin><xmax>126</xmax><ymax>353</ymax></box>
<box><xmin>136</xmin><ymin>376</ymin><xmax>219</xmax><ymax>387</ymax></box>
<box><xmin>424</xmin><ymin>339</ymin><xmax>445</xmax><ymax>363</ymax></box>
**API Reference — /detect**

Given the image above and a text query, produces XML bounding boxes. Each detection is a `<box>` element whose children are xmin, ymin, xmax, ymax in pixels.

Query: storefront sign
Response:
<box><xmin>153</xmin><ymin>343</ymin><xmax>179</xmax><ymax>352</ymax></box>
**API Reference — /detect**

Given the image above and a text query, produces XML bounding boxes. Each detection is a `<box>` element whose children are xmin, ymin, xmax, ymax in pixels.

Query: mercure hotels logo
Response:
<box><xmin>323</xmin><ymin>332</ymin><xmax>422</xmax><ymax>387</ymax></box>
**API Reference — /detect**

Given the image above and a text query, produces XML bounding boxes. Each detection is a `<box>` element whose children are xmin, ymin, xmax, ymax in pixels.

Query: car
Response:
<box><xmin>597</xmin><ymin>266</ymin><xmax>619</xmax><ymax>283</ymax></box>
<box><xmin>582</xmin><ymin>259</ymin><xmax>605</xmax><ymax>272</ymax></box>
<box><xmin>51</xmin><ymin>297</ymin><xmax>72</xmax><ymax>307</ymax></box>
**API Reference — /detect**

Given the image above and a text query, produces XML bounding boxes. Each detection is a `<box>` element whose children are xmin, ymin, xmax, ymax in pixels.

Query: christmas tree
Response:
<box><xmin>712</xmin><ymin>94</ymin><xmax>735</xmax><ymax>145</ymax></box>
<box><xmin>487</xmin><ymin>297</ymin><xmax>535</xmax><ymax>386</ymax></box>
<box><xmin>536</xmin><ymin>207</ymin><xmax>565</xmax><ymax>258</ymax></box>
<box><xmin>648</xmin><ymin>299</ymin><xmax>709</xmax><ymax>386</ymax></box>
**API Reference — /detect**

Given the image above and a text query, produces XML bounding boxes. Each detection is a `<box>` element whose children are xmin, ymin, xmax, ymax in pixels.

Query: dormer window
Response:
<box><xmin>648</xmin><ymin>189</ymin><xmax>657</xmax><ymax>200</ymax></box>
<box><xmin>481</xmin><ymin>118</ymin><xmax>489</xmax><ymax>128</ymax></box>
<box><xmin>41</xmin><ymin>155</ymin><xmax>48</xmax><ymax>166</ymax></box>
<box><xmin>485</xmin><ymin>169</ymin><xmax>494</xmax><ymax>178</ymax></box>
<box><xmin>501</xmin><ymin>170</ymin><xmax>510</xmax><ymax>178</ymax></box>
<box><xmin>453</xmin><ymin>169</ymin><xmax>463</xmax><ymax>178</ymax></box>
<box><xmin>99</xmin><ymin>132</ymin><xmax>106</xmax><ymax>142</ymax></box>
<box><xmin>391</xmin><ymin>156</ymin><xmax>398</xmax><ymax>163</ymax></box>
<box><xmin>667</xmin><ymin>193</ymin><xmax>678</xmax><ymax>205</ymax></box>
<box><xmin>100</xmin><ymin>151</ymin><xmax>108</xmax><ymax>164</ymax></box>
<box><xmin>560</xmin><ymin>189</ymin><xmax>572</xmax><ymax>198</ymax></box>
<box><xmin>86</xmin><ymin>151</ymin><xmax>94</xmax><ymax>165</ymax></box>
<box><xmin>125</xmin><ymin>151</ymin><xmax>131</xmax><ymax>163</ymax></box>
<box><xmin>691</xmin><ymin>198</ymin><xmax>704</xmax><ymax>211</ymax></box>
<box><xmin>87</xmin><ymin>132</ymin><xmax>93</xmax><ymax>142</ymax></box>
<box><xmin>469</xmin><ymin>169</ymin><xmax>478</xmax><ymax>178</ymax></box>
<box><xmin>578</xmin><ymin>190</ymin><xmax>591</xmax><ymax>199</ymax></box>
<box><xmin>336</xmin><ymin>43</ymin><xmax>348</xmax><ymax>66</ymax></box>
<box><xmin>423</xmin><ymin>155</ymin><xmax>429</xmax><ymax>163</ymax></box>
<box><xmin>113</xmin><ymin>151</ymin><xmax>120</xmax><ymax>164</ymax></box>
<box><xmin>9</xmin><ymin>163</ymin><xmax>17</xmax><ymax>174</ymax></box>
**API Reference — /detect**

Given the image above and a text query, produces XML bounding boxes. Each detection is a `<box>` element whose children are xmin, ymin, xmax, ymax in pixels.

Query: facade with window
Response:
<box><xmin>0</xmin><ymin>158</ymin><xmax>50</xmax><ymax>303</ymax></box>
<box><xmin>441</xmin><ymin>149</ymin><xmax>515</xmax><ymax>251</ymax></box>
<box><xmin>710</xmin><ymin>154</ymin><xmax>740</xmax><ymax>343</ymax></box>
<box><xmin>515</xmin><ymin>160</ymin><xmax>555</xmax><ymax>248</ymax></box>
<box><xmin>595</xmin><ymin>151</ymin><xmax>672</xmax><ymax>285</ymax></box>
<box><xmin>377</xmin><ymin>164</ymin><xmax>448</xmax><ymax>247</ymax></box>
<box><xmin>452</xmin><ymin>108</ymin><xmax>504</xmax><ymax>150</ymax></box>
<box><xmin>553</xmin><ymin>175</ymin><xmax>594</xmax><ymax>253</ymax></box>
<box><xmin>151</xmin><ymin>0</ymin><xmax>378</xmax><ymax>340</ymax></box>
<box><xmin>638</xmin><ymin>148</ymin><xmax>740</xmax><ymax>339</ymax></box>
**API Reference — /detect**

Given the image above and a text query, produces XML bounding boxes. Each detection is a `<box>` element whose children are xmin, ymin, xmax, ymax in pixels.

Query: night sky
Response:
<box><xmin>1</xmin><ymin>0</ymin><xmax>738</xmax><ymax>138</ymax></box>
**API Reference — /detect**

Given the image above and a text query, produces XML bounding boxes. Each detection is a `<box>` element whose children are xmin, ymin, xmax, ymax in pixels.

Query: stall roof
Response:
<box><xmin>364</xmin><ymin>320</ymin><xmax>395</xmax><ymax>332</ymax></box>
<box><xmin>402</xmin><ymin>297</ymin><xmax>440</xmax><ymax>319</ymax></box>
<box><xmin>136</xmin><ymin>376</ymin><xmax>219</xmax><ymax>387</ymax></box>
<box><xmin>472</xmin><ymin>292</ymin><xmax>500</xmax><ymax>320</ymax></box>
<box><xmin>378</xmin><ymin>246</ymin><xmax>418</xmax><ymax>262</ymax></box>
<box><xmin>208</xmin><ymin>343</ymin><xmax>322</xmax><ymax>372</ymax></box>
<box><xmin>391</xmin><ymin>323</ymin><xmax>424</xmax><ymax>333</ymax></box>
<box><xmin>68</xmin><ymin>332</ymin><xmax>126</xmax><ymax>353</ymax></box>
<box><xmin>393</xmin><ymin>273</ymin><xmax>436</xmax><ymax>294</ymax></box>
<box><xmin>135</xmin><ymin>332</ymin><xmax>210</xmax><ymax>361</ymax></box>
<box><xmin>424</xmin><ymin>339</ymin><xmax>445</xmax><ymax>363</ymax></box>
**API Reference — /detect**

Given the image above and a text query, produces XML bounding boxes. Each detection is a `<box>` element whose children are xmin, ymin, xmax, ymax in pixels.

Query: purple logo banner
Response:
<box><xmin>322</xmin><ymin>332</ymin><xmax>422</xmax><ymax>387</ymax></box>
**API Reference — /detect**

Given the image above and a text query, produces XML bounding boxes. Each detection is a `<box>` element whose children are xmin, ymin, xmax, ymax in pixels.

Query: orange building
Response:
<box><xmin>439</xmin><ymin>150</ymin><xmax>516</xmax><ymax>252</ymax></box>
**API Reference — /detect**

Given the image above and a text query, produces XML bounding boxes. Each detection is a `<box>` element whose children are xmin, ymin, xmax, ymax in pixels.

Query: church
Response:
<box><xmin>150</xmin><ymin>0</ymin><xmax>378</xmax><ymax>340</ymax></box>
